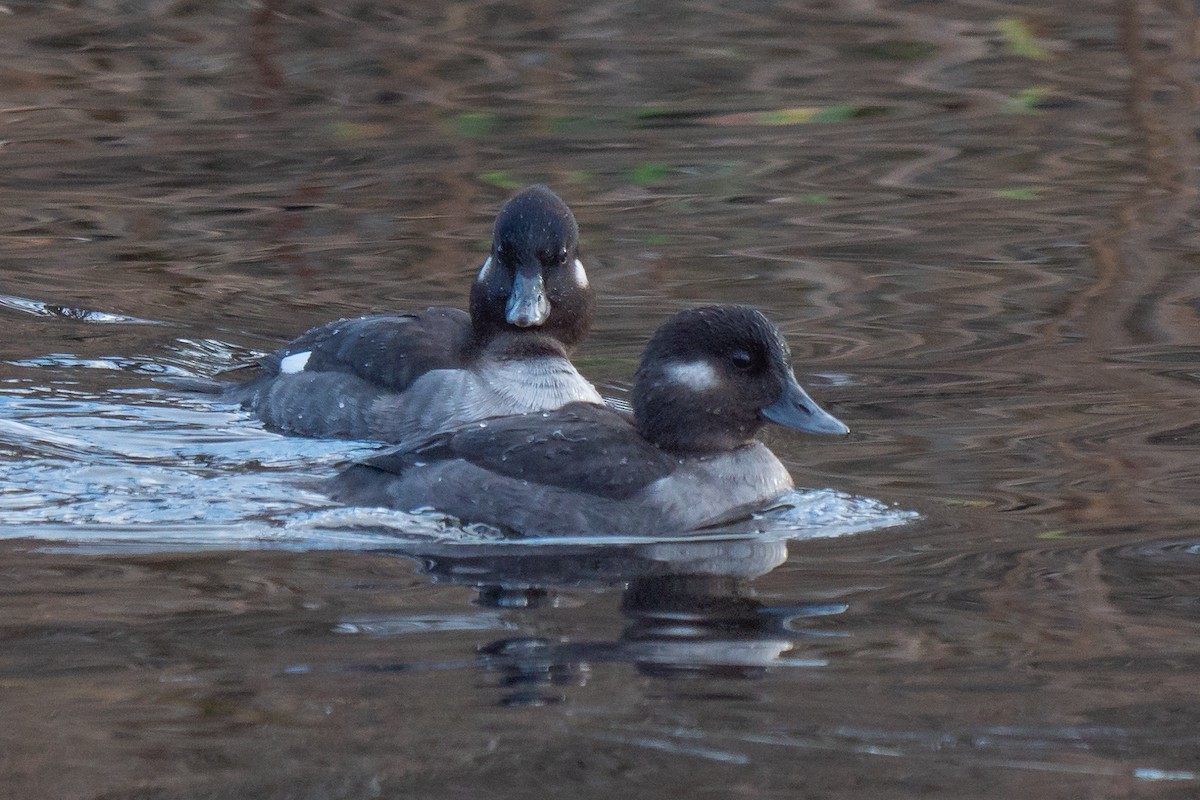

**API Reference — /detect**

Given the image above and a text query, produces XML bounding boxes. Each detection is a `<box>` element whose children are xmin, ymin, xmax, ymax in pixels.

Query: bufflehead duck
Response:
<box><xmin>328</xmin><ymin>305</ymin><xmax>849</xmax><ymax>535</ymax></box>
<box><xmin>221</xmin><ymin>184</ymin><xmax>602</xmax><ymax>444</ymax></box>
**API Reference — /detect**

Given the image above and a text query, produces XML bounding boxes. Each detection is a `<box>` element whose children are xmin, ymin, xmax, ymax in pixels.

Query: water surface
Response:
<box><xmin>1</xmin><ymin>2</ymin><xmax>1199</xmax><ymax>797</ymax></box>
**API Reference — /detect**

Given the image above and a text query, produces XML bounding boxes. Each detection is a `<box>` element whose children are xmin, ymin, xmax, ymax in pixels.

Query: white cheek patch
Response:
<box><xmin>572</xmin><ymin>258</ymin><xmax>589</xmax><ymax>289</ymax></box>
<box><xmin>279</xmin><ymin>351</ymin><xmax>311</xmax><ymax>374</ymax></box>
<box><xmin>665</xmin><ymin>360</ymin><xmax>720</xmax><ymax>392</ymax></box>
<box><xmin>477</xmin><ymin>256</ymin><xmax>493</xmax><ymax>282</ymax></box>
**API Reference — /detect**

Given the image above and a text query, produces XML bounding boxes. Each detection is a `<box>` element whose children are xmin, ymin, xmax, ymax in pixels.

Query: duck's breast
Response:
<box><xmin>365</xmin><ymin>358</ymin><xmax>602</xmax><ymax>448</ymax></box>
<box><xmin>638</xmin><ymin>443</ymin><xmax>794</xmax><ymax>531</ymax></box>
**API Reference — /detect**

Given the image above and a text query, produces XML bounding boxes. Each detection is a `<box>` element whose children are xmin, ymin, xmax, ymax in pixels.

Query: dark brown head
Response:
<box><xmin>633</xmin><ymin>306</ymin><xmax>849</xmax><ymax>455</ymax></box>
<box><xmin>469</xmin><ymin>185</ymin><xmax>593</xmax><ymax>352</ymax></box>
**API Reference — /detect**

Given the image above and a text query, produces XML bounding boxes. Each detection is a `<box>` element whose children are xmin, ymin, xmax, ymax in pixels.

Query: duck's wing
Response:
<box><xmin>248</xmin><ymin>307</ymin><xmax>473</xmax><ymax>392</ymax></box>
<box><xmin>357</xmin><ymin>403</ymin><xmax>676</xmax><ymax>501</ymax></box>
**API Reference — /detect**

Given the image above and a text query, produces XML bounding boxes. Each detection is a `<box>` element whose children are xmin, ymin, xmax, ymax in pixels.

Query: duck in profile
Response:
<box><xmin>328</xmin><ymin>305</ymin><xmax>850</xmax><ymax>536</ymax></box>
<box><xmin>217</xmin><ymin>184</ymin><xmax>602</xmax><ymax>446</ymax></box>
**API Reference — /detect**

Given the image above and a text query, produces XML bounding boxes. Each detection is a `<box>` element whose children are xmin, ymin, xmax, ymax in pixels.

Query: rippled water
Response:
<box><xmin>2</xmin><ymin>1</ymin><xmax>1199</xmax><ymax>798</ymax></box>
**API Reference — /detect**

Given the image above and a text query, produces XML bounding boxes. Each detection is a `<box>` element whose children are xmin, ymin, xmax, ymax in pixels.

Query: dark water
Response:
<box><xmin>2</xmin><ymin>1</ymin><xmax>1199</xmax><ymax>797</ymax></box>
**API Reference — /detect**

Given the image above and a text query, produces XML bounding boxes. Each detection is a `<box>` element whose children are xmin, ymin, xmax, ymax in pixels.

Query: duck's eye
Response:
<box><xmin>540</xmin><ymin>248</ymin><xmax>568</xmax><ymax>267</ymax></box>
<box><xmin>731</xmin><ymin>350</ymin><xmax>754</xmax><ymax>370</ymax></box>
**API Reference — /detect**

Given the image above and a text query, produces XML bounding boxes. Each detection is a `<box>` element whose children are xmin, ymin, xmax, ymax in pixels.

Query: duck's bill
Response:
<box><xmin>761</xmin><ymin>374</ymin><xmax>850</xmax><ymax>435</ymax></box>
<box><xmin>505</xmin><ymin>269</ymin><xmax>551</xmax><ymax>327</ymax></box>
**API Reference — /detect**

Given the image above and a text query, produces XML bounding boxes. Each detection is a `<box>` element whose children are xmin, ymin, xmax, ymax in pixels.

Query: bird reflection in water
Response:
<box><xmin>390</xmin><ymin>537</ymin><xmax>843</xmax><ymax>706</ymax></box>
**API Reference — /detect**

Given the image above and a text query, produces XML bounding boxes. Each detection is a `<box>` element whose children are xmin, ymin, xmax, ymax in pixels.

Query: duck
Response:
<box><xmin>218</xmin><ymin>184</ymin><xmax>603</xmax><ymax>445</ymax></box>
<box><xmin>327</xmin><ymin>305</ymin><xmax>850</xmax><ymax>536</ymax></box>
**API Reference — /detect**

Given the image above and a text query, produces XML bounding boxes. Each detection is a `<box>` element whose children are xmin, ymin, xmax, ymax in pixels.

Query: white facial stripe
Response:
<box><xmin>665</xmin><ymin>360</ymin><xmax>720</xmax><ymax>391</ymax></box>
<box><xmin>279</xmin><ymin>351</ymin><xmax>311</xmax><ymax>374</ymax></box>
<box><xmin>477</xmin><ymin>256</ymin><xmax>493</xmax><ymax>282</ymax></box>
<box><xmin>572</xmin><ymin>258</ymin><xmax>589</xmax><ymax>289</ymax></box>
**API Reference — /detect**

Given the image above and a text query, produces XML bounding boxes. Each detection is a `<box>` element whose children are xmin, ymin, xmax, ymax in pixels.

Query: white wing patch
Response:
<box><xmin>279</xmin><ymin>351</ymin><xmax>311</xmax><ymax>374</ymax></box>
<box><xmin>665</xmin><ymin>360</ymin><xmax>720</xmax><ymax>391</ymax></box>
<box><xmin>572</xmin><ymin>258</ymin><xmax>589</xmax><ymax>288</ymax></box>
<box><xmin>477</xmin><ymin>256</ymin><xmax>493</xmax><ymax>282</ymax></box>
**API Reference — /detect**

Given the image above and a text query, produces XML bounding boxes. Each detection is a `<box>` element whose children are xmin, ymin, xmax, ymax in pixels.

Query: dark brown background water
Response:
<box><xmin>1</xmin><ymin>1</ymin><xmax>1199</xmax><ymax>798</ymax></box>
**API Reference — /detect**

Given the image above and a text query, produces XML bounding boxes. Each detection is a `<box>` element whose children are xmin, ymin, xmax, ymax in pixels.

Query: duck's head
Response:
<box><xmin>633</xmin><ymin>305</ymin><xmax>849</xmax><ymax>454</ymax></box>
<box><xmin>470</xmin><ymin>184</ymin><xmax>593</xmax><ymax>352</ymax></box>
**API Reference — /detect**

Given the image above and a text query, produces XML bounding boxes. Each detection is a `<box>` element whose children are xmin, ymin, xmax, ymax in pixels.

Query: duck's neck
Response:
<box><xmin>477</xmin><ymin>331</ymin><xmax>572</xmax><ymax>362</ymax></box>
<box><xmin>634</xmin><ymin>402</ymin><xmax>762</xmax><ymax>457</ymax></box>
<box><xmin>469</xmin><ymin>281</ymin><xmax>593</xmax><ymax>352</ymax></box>
<box><xmin>633</xmin><ymin>368</ymin><xmax>765</xmax><ymax>456</ymax></box>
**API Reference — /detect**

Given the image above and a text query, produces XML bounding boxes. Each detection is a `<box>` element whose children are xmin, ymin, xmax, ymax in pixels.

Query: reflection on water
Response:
<box><xmin>1</xmin><ymin>0</ymin><xmax>1200</xmax><ymax>797</ymax></box>
<box><xmin>331</xmin><ymin>539</ymin><xmax>818</xmax><ymax>706</ymax></box>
